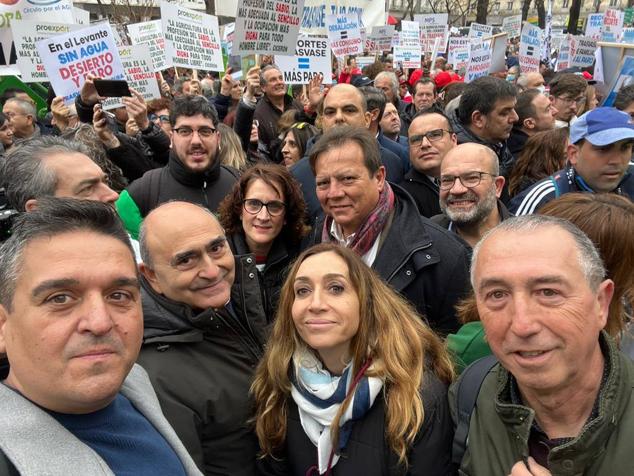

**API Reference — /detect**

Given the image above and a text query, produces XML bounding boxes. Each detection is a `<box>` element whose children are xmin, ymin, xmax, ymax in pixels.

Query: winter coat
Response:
<box><xmin>398</xmin><ymin>167</ymin><xmax>442</xmax><ymax>218</ymax></box>
<box><xmin>253</xmin><ymin>94</ymin><xmax>304</xmax><ymax>162</ymax></box>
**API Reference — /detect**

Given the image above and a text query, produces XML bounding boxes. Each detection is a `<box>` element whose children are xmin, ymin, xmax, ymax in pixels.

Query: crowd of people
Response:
<box><xmin>0</xmin><ymin>47</ymin><xmax>633</xmax><ymax>476</ymax></box>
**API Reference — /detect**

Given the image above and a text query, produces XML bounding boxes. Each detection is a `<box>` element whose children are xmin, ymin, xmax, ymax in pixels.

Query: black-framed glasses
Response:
<box><xmin>173</xmin><ymin>126</ymin><xmax>216</xmax><ymax>138</ymax></box>
<box><xmin>242</xmin><ymin>198</ymin><xmax>286</xmax><ymax>216</ymax></box>
<box><xmin>409</xmin><ymin>129</ymin><xmax>453</xmax><ymax>147</ymax></box>
<box><xmin>150</xmin><ymin>113</ymin><xmax>170</xmax><ymax>123</ymax></box>
<box><xmin>439</xmin><ymin>171</ymin><xmax>496</xmax><ymax>191</ymax></box>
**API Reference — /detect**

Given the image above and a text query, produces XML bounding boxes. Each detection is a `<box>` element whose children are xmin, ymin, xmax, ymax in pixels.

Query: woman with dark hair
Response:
<box><xmin>252</xmin><ymin>243</ymin><xmax>455</xmax><ymax>475</ymax></box>
<box><xmin>279</xmin><ymin>121</ymin><xmax>319</xmax><ymax>167</ymax></box>
<box><xmin>218</xmin><ymin>164</ymin><xmax>310</xmax><ymax>319</ymax></box>
<box><xmin>508</xmin><ymin>127</ymin><xmax>569</xmax><ymax>197</ymax></box>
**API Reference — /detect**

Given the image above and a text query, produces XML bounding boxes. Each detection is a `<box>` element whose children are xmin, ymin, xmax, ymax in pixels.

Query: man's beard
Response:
<box><xmin>440</xmin><ymin>186</ymin><xmax>497</xmax><ymax>227</ymax></box>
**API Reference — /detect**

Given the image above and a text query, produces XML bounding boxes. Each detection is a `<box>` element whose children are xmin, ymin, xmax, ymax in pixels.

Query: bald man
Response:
<box><xmin>432</xmin><ymin>143</ymin><xmax>512</xmax><ymax>249</ymax></box>
<box><xmin>136</xmin><ymin>201</ymin><xmax>266</xmax><ymax>476</ymax></box>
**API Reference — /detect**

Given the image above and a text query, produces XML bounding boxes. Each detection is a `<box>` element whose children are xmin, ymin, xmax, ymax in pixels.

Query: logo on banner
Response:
<box><xmin>298</xmin><ymin>57</ymin><xmax>309</xmax><ymax>69</ymax></box>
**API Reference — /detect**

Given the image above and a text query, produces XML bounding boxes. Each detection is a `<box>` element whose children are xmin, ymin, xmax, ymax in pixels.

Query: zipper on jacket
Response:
<box><xmin>386</xmin><ymin>242</ymin><xmax>433</xmax><ymax>283</ymax></box>
<box><xmin>202</xmin><ymin>180</ymin><xmax>209</xmax><ymax>207</ymax></box>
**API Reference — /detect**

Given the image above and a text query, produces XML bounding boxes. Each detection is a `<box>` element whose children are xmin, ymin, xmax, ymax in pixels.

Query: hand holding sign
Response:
<box><xmin>122</xmin><ymin>88</ymin><xmax>149</xmax><ymax>131</ymax></box>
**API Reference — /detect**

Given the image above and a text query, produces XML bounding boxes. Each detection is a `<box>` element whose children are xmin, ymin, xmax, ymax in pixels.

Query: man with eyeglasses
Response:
<box><xmin>510</xmin><ymin>107</ymin><xmax>634</xmax><ymax>215</ymax></box>
<box><xmin>2</xmin><ymin>97</ymin><xmax>40</xmax><ymax>142</ymax></box>
<box><xmin>548</xmin><ymin>73</ymin><xmax>588</xmax><ymax>128</ymax></box>
<box><xmin>136</xmin><ymin>201</ymin><xmax>266</xmax><ymax>476</ymax></box>
<box><xmin>432</xmin><ymin>143</ymin><xmax>511</xmax><ymax>248</ymax></box>
<box><xmin>116</xmin><ymin>95</ymin><xmax>239</xmax><ymax>241</ymax></box>
<box><xmin>399</xmin><ymin>110</ymin><xmax>457</xmax><ymax>217</ymax></box>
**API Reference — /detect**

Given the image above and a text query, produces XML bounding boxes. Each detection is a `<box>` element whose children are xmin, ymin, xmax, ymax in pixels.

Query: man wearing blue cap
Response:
<box><xmin>509</xmin><ymin>107</ymin><xmax>634</xmax><ymax>215</ymax></box>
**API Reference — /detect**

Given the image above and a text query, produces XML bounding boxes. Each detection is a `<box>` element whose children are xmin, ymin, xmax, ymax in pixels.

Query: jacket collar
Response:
<box><xmin>167</xmin><ymin>148</ymin><xmax>221</xmax><ymax>188</ymax></box>
<box><xmin>404</xmin><ymin>167</ymin><xmax>439</xmax><ymax>190</ymax></box>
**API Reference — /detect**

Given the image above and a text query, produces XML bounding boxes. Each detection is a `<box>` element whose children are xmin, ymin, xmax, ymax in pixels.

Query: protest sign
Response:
<box><xmin>234</xmin><ymin>0</ymin><xmax>304</xmax><ymax>56</ymax></box>
<box><xmin>542</xmin><ymin>0</ymin><xmax>552</xmax><ymax>62</ymax></box>
<box><xmin>468</xmin><ymin>23</ymin><xmax>493</xmax><ymax>39</ymax></box>
<box><xmin>570</xmin><ymin>36</ymin><xmax>596</xmax><ymax>68</ymax></box>
<box><xmin>447</xmin><ymin>36</ymin><xmax>470</xmax><ymax>71</ymax></box>
<box><xmin>556</xmin><ymin>35</ymin><xmax>571</xmax><ymax>71</ymax></box>
<box><xmin>36</xmin><ymin>23</ymin><xmax>125</xmax><ymax>104</ymax></box>
<box><xmin>393</xmin><ymin>45</ymin><xmax>421</xmax><ymax>69</ymax></box>
<box><xmin>127</xmin><ymin>20</ymin><xmax>169</xmax><ymax>72</ymax></box>
<box><xmin>400</xmin><ymin>20</ymin><xmax>421</xmax><ymax>47</ymax></box>
<box><xmin>603</xmin><ymin>55</ymin><xmax>634</xmax><ymax>106</ymax></box>
<box><xmin>502</xmin><ymin>15</ymin><xmax>522</xmax><ymax>38</ymax></box>
<box><xmin>420</xmin><ymin>24</ymin><xmax>449</xmax><ymax>52</ymax></box>
<box><xmin>414</xmin><ymin>13</ymin><xmax>448</xmax><ymax>26</ymax></box>
<box><xmin>301</xmin><ymin>0</ymin><xmax>385</xmax><ymax>35</ymax></box>
<box><xmin>12</xmin><ymin>20</ymin><xmax>82</xmax><ymax>82</ymax></box>
<box><xmin>602</xmin><ymin>9</ymin><xmax>624</xmax><ymax>42</ymax></box>
<box><xmin>585</xmin><ymin>13</ymin><xmax>603</xmax><ymax>41</ymax></box>
<box><xmin>73</xmin><ymin>7</ymin><xmax>90</xmax><ymax>25</ymax></box>
<box><xmin>622</xmin><ymin>28</ymin><xmax>634</xmax><ymax>44</ymax></box>
<box><xmin>490</xmin><ymin>33</ymin><xmax>508</xmax><ymax>73</ymax></box>
<box><xmin>356</xmin><ymin>55</ymin><xmax>374</xmax><ymax>69</ymax></box>
<box><xmin>519</xmin><ymin>21</ymin><xmax>543</xmax><ymax>73</ymax></box>
<box><xmin>366</xmin><ymin>25</ymin><xmax>394</xmax><ymax>53</ymax></box>
<box><xmin>275</xmin><ymin>36</ymin><xmax>332</xmax><ymax>85</ymax></box>
<box><xmin>326</xmin><ymin>13</ymin><xmax>363</xmax><ymax>57</ymax></box>
<box><xmin>597</xmin><ymin>42</ymin><xmax>634</xmax><ymax>101</ymax></box>
<box><xmin>102</xmin><ymin>44</ymin><xmax>161</xmax><ymax>110</ymax></box>
<box><xmin>0</xmin><ymin>0</ymin><xmax>73</xmax><ymax>76</ymax></box>
<box><xmin>594</xmin><ymin>47</ymin><xmax>604</xmax><ymax>83</ymax></box>
<box><xmin>465</xmin><ymin>39</ymin><xmax>491</xmax><ymax>82</ymax></box>
<box><xmin>161</xmin><ymin>2</ymin><xmax>223</xmax><ymax>71</ymax></box>
<box><xmin>391</xmin><ymin>31</ymin><xmax>400</xmax><ymax>47</ymax></box>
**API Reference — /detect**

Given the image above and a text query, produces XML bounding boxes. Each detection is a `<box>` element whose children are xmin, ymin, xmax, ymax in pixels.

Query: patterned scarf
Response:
<box><xmin>290</xmin><ymin>349</ymin><xmax>383</xmax><ymax>475</ymax></box>
<box><xmin>321</xmin><ymin>182</ymin><xmax>395</xmax><ymax>257</ymax></box>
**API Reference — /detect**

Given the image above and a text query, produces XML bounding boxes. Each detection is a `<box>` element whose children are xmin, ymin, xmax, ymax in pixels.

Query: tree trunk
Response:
<box><xmin>594</xmin><ymin>0</ymin><xmax>601</xmax><ymax>13</ymax></box>
<box><xmin>521</xmin><ymin>0</ymin><xmax>532</xmax><ymax>21</ymax></box>
<box><xmin>567</xmin><ymin>0</ymin><xmax>582</xmax><ymax>34</ymax></box>
<box><xmin>536</xmin><ymin>0</ymin><xmax>545</xmax><ymax>28</ymax></box>
<box><xmin>476</xmin><ymin>0</ymin><xmax>489</xmax><ymax>24</ymax></box>
<box><xmin>204</xmin><ymin>0</ymin><xmax>215</xmax><ymax>16</ymax></box>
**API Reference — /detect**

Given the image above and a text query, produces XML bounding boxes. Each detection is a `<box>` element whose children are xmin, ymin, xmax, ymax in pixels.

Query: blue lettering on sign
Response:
<box><xmin>302</xmin><ymin>5</ymin><xmax>364</xmax><ymax>29</ymax></box>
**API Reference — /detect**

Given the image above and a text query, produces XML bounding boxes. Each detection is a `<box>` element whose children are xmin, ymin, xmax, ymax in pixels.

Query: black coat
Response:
<box><xmin>256</xmin><ymin>370</ymin><xmax>453</xmax><ymax>476</ymax></box>
<box><xmin>310</xmin><ymin>184</ymin><xmax>470</xmax><ymax>336</ymax></box>
<box><xmin>136</xmin><ymin>254</ymin><xmax>267</xmax><ymax>476</ymax></box>
<box><xmin>398</xmin><ymin>167</ymin><xmax>441</xmax><ymax>218</ymax></box>
<box><xmin>253</xmin><ymin>94</ymin><xmax>304</xmax><ymax>162</ymax></box>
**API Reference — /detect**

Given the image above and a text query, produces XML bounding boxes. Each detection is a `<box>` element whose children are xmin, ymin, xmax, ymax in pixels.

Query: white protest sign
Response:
<box><xmin>465</xmin><ymin>39</ymin><xmax>491</xmax><ymax>82</ymax></box>
<box><xmin>430</xmin><ymin>37</ymin><xmax>441</xmax><ymax>67</ymax></box>
<box><xmin>102</xmin><ymin>44</ymin><xmax>161</xmax><ymax>110</ymax></box>
<box><xmin>0</xmin><ymin>0</ymin><xmax>73</xmax><ymax>76</ymax></box>
<box><xmin>275</xmin><ymin>36</ymin><xmax>333</xmax><ymax>84</ymax></box>
<box><xmin>594</xmin><ymin>47</ymin><xmax>604</xmax><ymax>83</ymax></box>
<box><xmin>556</xmin><ymin>35</ymin><xmax>571</xmax><ymax>71</ymax></box>
<box><xmin>448</xmin><ymin>36</ymin><xmax>470</xmax><ymax>71</ymax></box>
<box><xmin>366</xmin><ymin>25</ymin><xmax>394</xmax><ymax>52</ymax></box>
<box><xmin>393</xmin><ymin>45</ymin><xmax>421</xmax><ymax>69</ymax></box>
<box><xmin>420</xmin><ymin>24</ymin><xmax>449</xmax><ymax>52</ymax></box>
<box><xmin>400</xmin><ymin>20</ymin><xmax>420</xmax><ymax>47</ymax></box>
<box><xmin>602</xmin><ymin>9</ymin><xmax>624</xmax><ymax>42</ymax></box>
<box><xmin>216</xmin><ymin>0</ymin><xmax>238</xmax><ymax>16</ymax></box>
<box><xmin>161</xmin><ymin>2</ymin><xmax>223</xmax><ymax>71</ymax></box>
<box><xmin>391</xmin><ymin>31</ymin><xmax>400</xmax><ymax>47</ymax></box>
<box><xmin>127</xmin><ymin>20</ymin><xmax>169</xmax><ymax>72</ymax></box>
<box><xmin>490</xmin><ymin>34</ymin><xmax>508</xmax><ymax>73</ymax></box>
<box><xmin>301</xmin><ymin>0</ymin><xmax>386</xmax><ymax>35</ymax></box>
<box><xmin>36</xmin><ymin>23</ymin><xmax>125</xmax><ymax>104</ymax></box>
<box><xmin>72</xmin><ymin>7</ymin><xmax>90</xmax><ymax>25</ymax></box>
<box><xmin>571</xmin><ymin>36</ymin><xmax>596</xmax><ymax>68</ymax></box>
<box><xmin>519</xmin><ymin>22</ymin><xmax>543</xmax><ymax>73</ymax></box>
<box><xmin>356</xmin><ymin>55</ymin><xmax>374</xmax><ymax>69</ymax></box>
<box><xmin>12</xmin><ymin>20</ymin><xmax>82</xmax><ymax>82</ymax></box>
<box><xmin>468</xmin><ymin>22</ymin><xmax>493</xmax><ymax>39</ymax></box>
<box><xmin>234</xmin><ymin>0</ymin><xmax>304</xmax><ymax>56</ymax></box>
<box><xmin>622</xmin><ymin>28</ymin><xmax>634</xmax><ymax>44</ymax></box>
<box><xmin>502</xmin><ymin>15</ymin><xmax>522</xmax><ymax>38</ymax></box>
<box><xmin>414</xmin><ymin>13</ymin><xmax>448</xmax><ymax>26</ymax></box>
<box><xmin>585</xmin><ymin>13</ymin><xmax>603</xmax><ymax>41</ymax></box>
<box><xmin>326</xmin><ymin>13</ymin><xmax>363</xmax><ymax>57</ymax></box>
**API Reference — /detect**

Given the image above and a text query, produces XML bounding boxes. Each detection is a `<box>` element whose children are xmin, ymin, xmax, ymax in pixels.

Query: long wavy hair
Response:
<box><xmin>251</xmin><ymin>243</ymin><xmax>455</xmax><ymax>466</ymax></box>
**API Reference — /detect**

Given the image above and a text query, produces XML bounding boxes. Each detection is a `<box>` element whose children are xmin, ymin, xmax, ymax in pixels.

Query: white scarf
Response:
<box><xmin>290</xmin><ymin>348</ymin><xmax>383</xmax><ymax>474</ymax></box>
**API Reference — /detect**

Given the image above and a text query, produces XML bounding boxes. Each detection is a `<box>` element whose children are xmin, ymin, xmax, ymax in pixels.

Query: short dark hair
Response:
<box><xmin>548</xmin><ymin>73</ymin><xmax>587</xmax><ymax>98</ymax></box>
<box><xmin>359</xmin><ymin>86</ymin><xmax>387</xmax><ymax>122</ymax></box>
<box><xmin>458</xmin><ymin>76</ymin><xmax>517</xmax><ymax>125</ymax></box>
<box><xmin>169</xmin><ymin>95</ymin><xmax>219</xmax><ymax>127</ymax></box>
<box><xmin>309</xmin><ymin>126</ymin><xmax>381</xmax><ymax>177</ymax></box>
<box><xmin>515</xmin><ymin>89</ymin><xmax>541</xmax><ymax>125</ymax></box>
<box><xmin>218</xmin><ymin>164</ymin><xmax>310</xmax><ymax>247</ymax></box>
<box><xmin>0</xmin><ymin>197</ymin><xmax>134</xmax><ymax>310</ymax></box>
<box><xmin>614</xmin><ymin>84</ymin><xmax>634</xmax><ymax>111</ymax></box>
<box><xmin>411</xmin><ymin>108</ymin><xmax>453</xmax><ymax>131</ymax></box>
<box><xmin>414</xmin><ymin>78</ymin><xmax>437</xmax><ymax>96</ymax></box>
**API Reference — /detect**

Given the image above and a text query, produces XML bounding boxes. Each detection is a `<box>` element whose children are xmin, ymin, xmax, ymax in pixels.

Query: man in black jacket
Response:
<box><xmin>308</xmin><ymin>126</ymin><xmax>470</xmax><ymax>336</ymax></box>
<box><xmin>137</xmin><ymin>201</ymin><xmax>267</xmax><ymax>476</ymax></box>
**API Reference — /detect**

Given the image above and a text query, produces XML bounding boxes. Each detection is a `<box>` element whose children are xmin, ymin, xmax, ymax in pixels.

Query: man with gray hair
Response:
<box><xmin>450</xmin><ymin>215</ymin><xmax>633</xmax><ymax>475</ymax></box>
<box><xmin>0</xmin><ymin>135</ymin><xmax>119</xmax><ymax>212</ymax></box>
<box><xmin>373</xmin><ymin>71</ymin><xmax>407</xmax><ymax>112</ymax></box>
<box><xmin>0</xmin><ymin>197</ymin><xmax>202</xmax><ymax>475</ymax></box>
<box><xmin>2</xmin><ymin>97</ymin><xmax>39</xmax><ymax>142</ymax></box>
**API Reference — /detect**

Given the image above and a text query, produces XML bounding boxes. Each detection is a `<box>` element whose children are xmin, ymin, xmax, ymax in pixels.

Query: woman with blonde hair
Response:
<box><xmin>252</xmin><ymin>243</ymin><xmax>454</xmax><ymax>475</ymax></box>
<box><xmin>217</xmin><ymin>123</ymin><xmax>248</xmax><ymax>171</ymax></box>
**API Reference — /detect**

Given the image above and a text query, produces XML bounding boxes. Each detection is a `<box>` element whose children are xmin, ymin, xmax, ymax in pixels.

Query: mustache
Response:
<box><xmin>446</xmin><ymin>191</ymin><xmax>479</xmax><ymax>203</ymax></box>
<box><xmin>65</xmin><ymin>334</ymin><xmax>125</xmax><ymax>359</ymax></box>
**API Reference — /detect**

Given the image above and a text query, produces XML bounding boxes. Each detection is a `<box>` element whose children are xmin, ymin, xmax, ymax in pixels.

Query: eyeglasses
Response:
<box><xmin>150</xmin><ymin>113</ymin><xmax>170</xmax><ymax>123</ymax></box>
<box><xmin>409</xmin><ymin>129</ymin><xmax>453</xmax><ymax>147</ymax></box>
<box><xmin>3</xmin><ymin>111</ymin><xmax>27</xmax><ymax>119</ymax></box>
<box><xmin>555</xmin><ymin>95</ymin><xmax>585</xmax><ymax>106</ymax></box>
<box><xmin>439</xmin><ymin>171</ymin><xmax>496</xmax><ymax>191</ymax></box>
<box><xmin>242</xmin><ymin>198</ymin><xmax>285</xmax><ymax>216</ymax></box>
<box><xmin>173</xmin><ymin>126</ymin><xmax>216</xmax><ymax>138</ymax></box>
